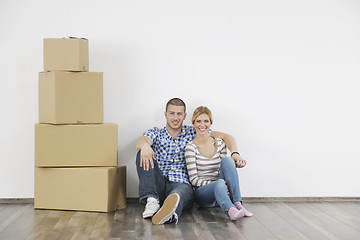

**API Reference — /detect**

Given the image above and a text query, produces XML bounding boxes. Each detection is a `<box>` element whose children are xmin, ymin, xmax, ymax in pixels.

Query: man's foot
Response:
<box><xmin>234</xmin><ymin>201</ymin><xmax>253</xmax><ymax>217</ymax></box>
<box><xmin>142</xmin><ymin>197</ymin><xmax>160</xmax><ymax>219</ymax></box>
<box><xmin>228</xmin><ymin>207</ymin><xmax>245</xmax><ymax>220</ymax></box>
<box><xmin>164</xmin><ymin>212</ymin><xmax>178</xmax><ymax>224</ymax></box>
<box><xmin>152</xmin><ymin>193</ymin><xmax>180</xmax><ymax>225</ymax></box>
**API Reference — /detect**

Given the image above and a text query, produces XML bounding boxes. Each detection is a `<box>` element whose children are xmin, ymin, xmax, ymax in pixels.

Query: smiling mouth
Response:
<box><xmin>198</xmin><ymin>128</ymin><xmax>207</xmax><ymax>132</ymax></box>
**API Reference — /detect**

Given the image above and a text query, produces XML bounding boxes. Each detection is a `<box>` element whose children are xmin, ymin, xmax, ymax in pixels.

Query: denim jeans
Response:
<box><xmin>194</xmin><ymin>156</ymin><xmax>242</xmax><ymax>212</ymax></box>
<box><xmin>136</xmin><ymin>151</ymin><xmax>194</xmax><ymax>218</ymax></box>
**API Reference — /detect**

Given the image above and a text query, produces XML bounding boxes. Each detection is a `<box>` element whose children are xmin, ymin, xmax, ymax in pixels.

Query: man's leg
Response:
<box><xmin>152</xmin><ymin>181</ymin><xmax>194</xmax><ymax>225</ymax></box>
<box><xmin>166</xmin><ymin>181</ymin><xmax>194</xmax><ymax>218</ymax></box>
<box><xmin>136</xmin><ymin>151</ymin><xmax>166</xmax><ymax>217</ymax></box>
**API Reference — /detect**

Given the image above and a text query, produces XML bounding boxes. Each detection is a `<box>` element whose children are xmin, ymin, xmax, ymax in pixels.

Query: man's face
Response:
<box><xmin>165</xmin><ymin>105</ymin><xmax>186</xmax><ymax>131</ymax></box>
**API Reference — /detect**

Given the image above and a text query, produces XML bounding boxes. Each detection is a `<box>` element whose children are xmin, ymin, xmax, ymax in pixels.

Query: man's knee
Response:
<box><xmin>135</xmin><ymin>150</ymin><xmax>141</xmax><ymax>167</ymax></box>
<box><xmin>136</xmin><ymin>151</ymin><xmax>159</xmax><ymax>171</ymax></box>
<box><xmin>170</xmin><ymin>183</ymin><xmax>194</xmax><ymax>198</ymax></box>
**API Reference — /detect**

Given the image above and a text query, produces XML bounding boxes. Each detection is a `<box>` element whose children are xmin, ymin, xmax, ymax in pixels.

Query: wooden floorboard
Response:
<box><xmin>1</xmin><ymin>202</ymin><xmax>360</xmax><ymax>240</ymax></box>
<box><xmin>57</xmin><ymin>211</ymin><xmax>99</xmax><ymax>240</ymax></box>
<box><xmin>247</xmin><ymin>202</ymin><xmax>309</xmax><ymax>240</ymax></box>
<box><xmin>0</xmin><ymin>204</ymin><xmax>29</xmax><ymax>232</ymax></box>
<box><xmin>89</xmin><ymin>212</ymin><xmax>115</xmax><ymax>239</ymax></box>
<box><xmin>290</xmin><ymin>202</ymin><xmax>360</xmax><ymax>240</ymax></box>
<box><xmin>0</xmin><ymin>204</ymin><xmax>46</xmax><ymax>240</ymax></box>
<box><xmin>270</xmin><ymin>202</ymin><xmax>339</xmax><ymax>240</ymax></box>
<box><xmin>315</xmin><ymin>202</ymin><xmax>360</xmax><ymax>232</ymax></box>
<box><xmin>26</xmin><ymin>210</ymin><xmax>72</xmax><ymax>240</ymax></box>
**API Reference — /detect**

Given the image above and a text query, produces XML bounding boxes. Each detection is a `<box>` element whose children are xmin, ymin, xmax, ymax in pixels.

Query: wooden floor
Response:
<box><xmin>1</xmin><ymin>201</ymin><xmax>360</xmax><ymax>240</ymax></box>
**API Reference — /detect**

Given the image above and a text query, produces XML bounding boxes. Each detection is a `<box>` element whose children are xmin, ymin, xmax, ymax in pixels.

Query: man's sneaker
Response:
<box><xmin>164</xmin><ymin>212</ymin><xmax>178</xmax><ymax>224</ymax></box>
<box><xmin>142</xmin><ymin>197</ymin><xmax>160</xmax><ymax>219</ymax></box>
<box><xmin>152</xmin><ymin>193</ymin><xmax>180</xmax><ymax>225</ymax></box>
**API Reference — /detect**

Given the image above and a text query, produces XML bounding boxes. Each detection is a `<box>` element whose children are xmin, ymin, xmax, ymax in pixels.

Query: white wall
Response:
<box><xmin>1</xmin><ymin>0</ymin><xmax>359</xmax><ymax>198</ymax></box>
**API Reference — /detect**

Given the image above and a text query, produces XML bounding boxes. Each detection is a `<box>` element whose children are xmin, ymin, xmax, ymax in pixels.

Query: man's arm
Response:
<box><xmin>211</xmin><ymin>131</ymin><xmax>247</xmax><ymax>168</ymax></box>
<box><xmin>136</xmin><ymin>136</ymin><xmax>156</xmax><ymax>171</ymax></box>
<box><xmin>211</xmin><ymin>131</ymin><xmax>237</xmax><ymax>152</ymax></box>
<box><xmin>136</xmin><ymin>136</ymin><xmax>152</xmax><ymax>150</ymax></box>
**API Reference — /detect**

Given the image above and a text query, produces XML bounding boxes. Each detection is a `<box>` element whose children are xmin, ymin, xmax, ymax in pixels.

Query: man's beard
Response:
<box><xmin>167</xmin><ymin>121</ymin><xmax>182</xmax><ymax>131</ymax></box>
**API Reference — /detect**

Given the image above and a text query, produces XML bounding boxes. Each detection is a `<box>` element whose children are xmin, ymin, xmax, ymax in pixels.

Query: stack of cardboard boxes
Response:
<box><xmin>34</xmin><ymin>37</ymin><xmax>126</xmax><ymax>212</ymax></box>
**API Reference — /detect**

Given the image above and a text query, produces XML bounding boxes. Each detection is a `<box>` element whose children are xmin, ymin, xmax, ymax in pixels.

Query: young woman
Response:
<box><xmin>185</xmin><ymin>106</ymin><xmax>252</xmax><ymax>220</ymax></box>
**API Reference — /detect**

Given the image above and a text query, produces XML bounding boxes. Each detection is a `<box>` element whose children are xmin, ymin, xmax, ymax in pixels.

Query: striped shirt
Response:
<box><xmin>185</xmin><ymin>137</ymin><xmax>227</xmax><ymax>187</ymax></box>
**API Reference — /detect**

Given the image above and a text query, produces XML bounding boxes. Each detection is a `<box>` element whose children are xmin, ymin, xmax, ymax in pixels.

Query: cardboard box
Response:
<box><xmin>44</xmin><ymin>38</ymin><xmax>89</xmax><ymax>71</ymax></box>
<box><xmin>39</xmin><ymin>71</ymin><xmax>103</xmax><ymax>124</ymax></box>
<box><xmin>34</xmin><ymin>166</ymin><xmax>126</xmax><ymax>212</ymax></box>
<box><xmin>35</xmin><ymin>123</ymin><xmax>118</xmax><ymax>167</ymax></box>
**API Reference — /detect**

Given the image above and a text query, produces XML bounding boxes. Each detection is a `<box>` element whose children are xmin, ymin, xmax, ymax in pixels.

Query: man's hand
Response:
<box><xmin>136</xmin><ymin>136</ymin><xmax>155</xmax><ymax>171</ymax></box>
<box><xmin>140</xmin><ymin>144</ymin><xmax>156</xmax><ymax>171</ymax></box>
<box><xmin>231</xmin><ymin>153</ymin><xmax>247</xmax><ymax>168</ymax></box>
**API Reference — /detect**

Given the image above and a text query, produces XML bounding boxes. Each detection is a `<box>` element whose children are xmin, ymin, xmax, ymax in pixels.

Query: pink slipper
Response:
<box><xmin>227</xmin><ymin>207</ymin><xmax>245</xmax><ymax>220</ymax></box>
<box><xmin>234</xmin><ymin>202</ymin><xmax>253</xmax><ymax>217</ymax></box>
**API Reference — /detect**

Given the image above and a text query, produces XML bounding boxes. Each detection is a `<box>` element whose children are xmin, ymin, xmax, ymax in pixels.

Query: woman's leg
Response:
<box><xmin>195</xmin><ymin>179</ymin><xmax>234</xmax><ymax>212</ymax></box>
<box><xmin>219</xmin><ymin>156</ymin><xmax>242</xmax><ymax>203</ymax></box>
<box><xmin>219</xmin><ymin>156</ymin><xmax>253</xmax><ymax>217</ymax></box>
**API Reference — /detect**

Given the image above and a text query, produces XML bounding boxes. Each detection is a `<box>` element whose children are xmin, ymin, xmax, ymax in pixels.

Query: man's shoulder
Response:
<box><xmin>183</xmin><ymin>125</ymin><xmax>194</xmax><ymax>129</ymax></box>
<box><xmin>182</xmin><ymin>125</ymin><xmax>195</xmax><ymax>134</ymax></box>
<box><xmin>142</xmin><ymin>127</ymin><xmax>168</xmax><ymax>142</ymax></box>
<box><xmin>144</xmin><ymin>126</ymin><xmax>166</xmax><ymax>134</ymax></box>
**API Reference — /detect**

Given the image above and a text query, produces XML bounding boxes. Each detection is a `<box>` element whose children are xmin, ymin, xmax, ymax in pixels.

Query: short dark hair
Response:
<box><xmin>166</xmin><ymin>98</ymin><xmax>186</xmax><ymax>112</ymax></box>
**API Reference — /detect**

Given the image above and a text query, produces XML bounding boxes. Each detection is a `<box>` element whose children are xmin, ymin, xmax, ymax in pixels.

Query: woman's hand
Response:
<box><xmin>232</xmin><ymin>154</ymin><xmax>247</xmax><ymax>168</ymax></box>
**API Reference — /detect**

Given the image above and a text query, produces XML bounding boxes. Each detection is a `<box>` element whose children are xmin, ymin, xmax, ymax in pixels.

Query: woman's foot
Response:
<box><xmin>227</xmin><ymin>207</ymin><xmax>245</xmax><ymax>220</ymax></box>
<box><xmin>234</xmin><ymin>201</ymin><xmax>253</xmax><ymax>217</ymax></box>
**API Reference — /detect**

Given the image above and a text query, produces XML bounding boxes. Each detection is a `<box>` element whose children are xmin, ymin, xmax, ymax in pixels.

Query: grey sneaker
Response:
<box><xmin>142</xmin><ymin>197</ymin><xmax>160</xmax><ymax>219</ymax></box>
<box><xmin>152</xmin><ymin>193</ymin><xmax>180</xmax><ymax>225</ymax></box>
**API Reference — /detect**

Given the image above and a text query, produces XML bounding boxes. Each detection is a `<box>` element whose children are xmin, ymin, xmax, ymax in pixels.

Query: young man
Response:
<box><xmin>135</xmin><ymin>98</ymin><xmax>246</xmax><ymax>224</ymax></box>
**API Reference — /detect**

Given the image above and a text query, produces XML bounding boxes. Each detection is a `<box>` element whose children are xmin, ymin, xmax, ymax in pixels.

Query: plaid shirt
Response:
<box><xmin>143</xmin><ymin>125</ymin><xmax>198</xmax><ymax>184</ymax></box>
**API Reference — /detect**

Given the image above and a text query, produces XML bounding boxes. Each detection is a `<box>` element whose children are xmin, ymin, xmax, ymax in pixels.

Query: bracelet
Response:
<box><xmin>231</xmin><ymin>152</ymin><xmax>240</xmax><ymax>157</ymax></box>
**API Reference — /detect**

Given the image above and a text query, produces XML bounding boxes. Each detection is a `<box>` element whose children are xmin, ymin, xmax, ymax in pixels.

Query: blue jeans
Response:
<box><xmin>135</xmin><ymin>151</ymin><xmax>194</xmax><ymax>218</ymax></box>
<box><xmin>194</xmin><ymin>156</ymin><xmax>242</xmax><ymax>212</ymax></box>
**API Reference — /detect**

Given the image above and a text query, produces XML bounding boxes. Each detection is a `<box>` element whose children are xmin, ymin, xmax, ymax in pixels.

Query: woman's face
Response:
<box><xmin>193</xmin><ymin>113</ymin><xmax>212</xmax><ymax>136</ymax></box>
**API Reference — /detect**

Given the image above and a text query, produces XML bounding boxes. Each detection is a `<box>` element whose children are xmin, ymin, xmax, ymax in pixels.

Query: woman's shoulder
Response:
<box><xmin>185</xmin><ymin>140</ymin><xmax>197</xmax><ymax>149</ymax></box>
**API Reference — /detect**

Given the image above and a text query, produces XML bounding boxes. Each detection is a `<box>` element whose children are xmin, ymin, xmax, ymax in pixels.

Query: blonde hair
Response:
<box><xmin>192</xmin><ymin>106</ymin><xmax>213</xmax><ymax>124</ymax></box>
